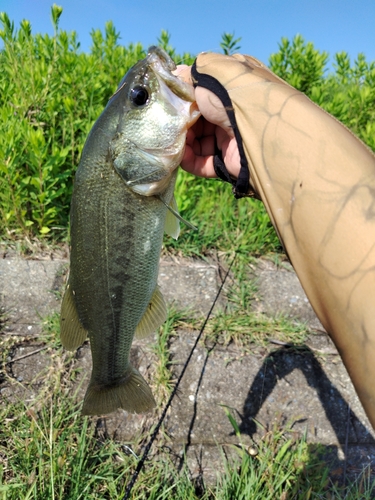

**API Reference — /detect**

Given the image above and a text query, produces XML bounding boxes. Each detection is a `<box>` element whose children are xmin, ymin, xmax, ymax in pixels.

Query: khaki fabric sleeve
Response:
<box><xmin>193</xmin><ymin>52</ymin><xmax>375</xmax><ymax>428</ymax></box>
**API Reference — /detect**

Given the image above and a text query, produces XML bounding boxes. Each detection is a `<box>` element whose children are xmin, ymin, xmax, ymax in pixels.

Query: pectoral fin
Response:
<box><xmin>164</xmin><ymin>196</ymin><xmax>180</xmax><ymax>239</ymax></box>
<box><xmin>60</xmin><ymin>282</ymin><xmax>88</xmax><ymax>350</ymax></box>
<box><xmin>135</xmin><ymin>286</ymin><xmax>167</xmax><ymax>338</ymax></box>
<box><xmin>160</xmin><ymin>195</ymin><xmax>197</xmax><ymax>237</ymax></box>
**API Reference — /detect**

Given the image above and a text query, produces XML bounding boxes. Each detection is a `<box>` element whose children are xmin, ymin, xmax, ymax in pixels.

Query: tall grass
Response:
<box><xmin>0</xmin><ymin>8</ymin><xmax>148</xmax><ymax>239</ymax></box>
<box><xmin>2</xmin><ymin>312</ymin><xmax>374</xmax><ymax>499</ymax></box>
<box><xmin>170</xmin><ymin>174</ymin><xmax>281</xmax><ymax>256</ymax></box>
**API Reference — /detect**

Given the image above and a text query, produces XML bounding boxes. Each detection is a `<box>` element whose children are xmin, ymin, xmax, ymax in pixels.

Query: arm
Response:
<box><xmin>182</xmin><ymin>52</ymin><xmax>375</xmax><ymax>428</ymax></box>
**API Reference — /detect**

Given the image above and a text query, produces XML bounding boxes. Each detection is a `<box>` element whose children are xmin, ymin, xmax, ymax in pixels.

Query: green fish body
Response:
<box><xmin>60</xmin><ymin>47</ymin><xmax>199</xmax><ymax>416</ymax></box>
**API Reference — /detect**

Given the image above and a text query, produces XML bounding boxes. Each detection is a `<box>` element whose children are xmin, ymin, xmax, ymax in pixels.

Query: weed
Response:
<box><xmin>2</xmin><ymin>8</ymin><xmax>375</xmax><ymax>498</ymax></box>
<box><xmin>204</xmin><ymin>310</ymin><xmax>309</xmax><ymax>349</ymax></box>
<box><xmin>1</xmin><ymin>305</ymin><xmax>374</xmax><ymax>498</ymax></box>
<box><xmin>151</xmin><ymin>307</ymin><xmax>191</xmax><ymax>402</ymax></box>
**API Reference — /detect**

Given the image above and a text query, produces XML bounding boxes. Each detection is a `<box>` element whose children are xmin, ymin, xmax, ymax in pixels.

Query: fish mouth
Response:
<box><xmin>146</xmin><ymin>47</ymin><xmax>201</xmax><ymax>131</ymax></box>
<box><xmin>187</xmin><ymin>100</ymin><xmax>201</xmax><ymax>127</ymax></box>
<box><xmin>147</xmin><ymin>46</ymin><xmax>196</xmax><ymax>103</ymax></box>
<box><xmin>146</xmin><ymin>47</ymin><xmax>201</xmax><ymax>127</ymax></box>
<box><xmin>147</xmin><ymin>46</ymin><xmax>176</xmax><ymax>71</ymax></box>
<box><xmin>110</xmin><ymin>46</ymin><xmax>200</xmax><ymax>126</ymax></box>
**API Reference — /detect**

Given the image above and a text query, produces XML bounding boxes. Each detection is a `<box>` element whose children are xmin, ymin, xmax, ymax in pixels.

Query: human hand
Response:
<box><xmin>174</xmin><ymin>65</ymin><xmax>241</xmax><ymax>180</ymax></box>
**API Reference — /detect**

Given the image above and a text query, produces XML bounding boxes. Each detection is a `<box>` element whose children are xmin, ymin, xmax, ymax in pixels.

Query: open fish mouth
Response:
<box><xmin>111</xmin><ymin>46</ymin><xmax>199</xmax><ymax>120</ymax></box>
<box><xmin>146</xmin><ymin>46</ymin><xmax>196</xmax><ymax>103</ymax></box>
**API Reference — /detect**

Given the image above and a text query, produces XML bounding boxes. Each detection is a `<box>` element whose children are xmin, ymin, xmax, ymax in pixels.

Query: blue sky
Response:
<box><xmin>1</xmin><ymin>0</ymin><xmax>375</xmax><ymax>68</ymax></box>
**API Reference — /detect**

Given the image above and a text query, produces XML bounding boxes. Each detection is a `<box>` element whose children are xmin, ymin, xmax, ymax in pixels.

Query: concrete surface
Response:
<box><xmin>1</xmin><ymin>251</ymin><xmax>374</xmax><ymax>485</ymax></box>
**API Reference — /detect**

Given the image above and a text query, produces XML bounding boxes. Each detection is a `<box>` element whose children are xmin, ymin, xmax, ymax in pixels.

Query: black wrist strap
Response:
<box><xmin>214</xmin><ymin>142</ymin><xmax>235</xmax><ymax>185</ymax></box>
<box><xmin>192</xmin><ymin>60</ymin><xmax>254</xmax><ymax>199</ymax></box>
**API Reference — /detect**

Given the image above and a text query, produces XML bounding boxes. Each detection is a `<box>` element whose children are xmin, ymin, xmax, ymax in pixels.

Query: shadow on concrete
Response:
<box><xmin>238</xmin><ymin>345</ymin><xmax>375</xmax><ymax>481</ymax></box>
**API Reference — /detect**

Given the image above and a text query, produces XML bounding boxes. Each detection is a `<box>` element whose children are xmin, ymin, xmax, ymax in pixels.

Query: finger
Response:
<box><xmin>181</xmin><ymin>147</ymin><xmax>217</xmax><ymax>178</ymax></box>
<box><xmin>186</xmin><ymin>118</ymin><xmax>216</xmax><ymax>153</ymax></box>
<box><xmin>173</xmin><ymin>65</ymin><xmax>192</xmax><ymax>85</ymax></box>
<box><xmin>195</xmin><ymin>87</ymin><xmax>233</xmax><ymax>136</ymax></box>
<box><xmin>221</xmin><ymin>137</ymin><xmax>241</xmax><ymax>179</ymax></box>
<box><xmin>181</xmin><ymin>130</ymin><xmax>217</xmax><ymax>178</ymax></box>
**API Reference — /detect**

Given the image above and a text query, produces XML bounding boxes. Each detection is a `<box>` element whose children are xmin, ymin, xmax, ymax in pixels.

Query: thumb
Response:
<box><xmin>195</xmin><ymin>87</ymin><xmax>233</xmax><ymax>137</ymax></box>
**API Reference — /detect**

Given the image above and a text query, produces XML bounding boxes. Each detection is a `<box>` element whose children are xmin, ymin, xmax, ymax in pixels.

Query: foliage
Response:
<box><xmin>218</xmin><ymin>415</ymin><xmax>328</xmax><ymax>499</ymax></box>
<box><xmin>2</xmin><ymin>309</ymin><xmax>375</xmax><ymax>498</ymax></box>
<box><xmin>316</xmin><ymin>51</ymin><xmax>375</xmax><ymax>151</ymax></box>
<box><xmin>220</xmin><ymin>32</ymin><xmax>241</xmax><ymax>55</ymax></box>
<box><xmin>0</xmin><ymin>9</ymin><xmax>374</xmax><ymax>255</ymax></box>
<box><xmin>0</xmin><ymin>7</ymin><xmax>192</xmax><ymax>241</ymax></box>
<box><xmin>269</xmin><ymin>34</ymin><xmax>329</xmax><ymax>94</ymax></box>
<box><xmin>0</xmin><ymin>8</ymin><xmax>145</xmax><ymax>238</ymax></box>
<box><xmin>157</xmin><ymin>29</ymin><xmax>175</xmax><ymax>60</ymax></box>
<box><xmin>269</xmin><ymin>35</ymin><xmax>375</xmax><ymax>151</ymax></box>
<box><xmin>157</xmin><ymin>29</ymin><xmax>195</xmax><ymax>66</ymax></box>
<box><xmin>170</xmin><ymin>174</ymin><xmax>281</xmax><ymax>256</ymax></box>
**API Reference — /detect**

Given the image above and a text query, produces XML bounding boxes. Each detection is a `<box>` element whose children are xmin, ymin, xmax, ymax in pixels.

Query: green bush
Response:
<box><xmin>269</xmin><ymin>34</ymin><xmax>329</xmax><ymax>94</ymax></box>
<box><xmin>269</xmin><ymin>35</ymin><xmax>375</xmax><ymax>151</ymax></box>
<box><xmin>0</xmin><ymin>9</ymin><xmax>374</xmax><ymax>254</ymax></box>
<box><xmin>0</xmin><ymin>8</ymin><xmax>197</xmax><ymax>242</ymax></box>
<box><xmin>0</xmin><ymin>8</ymin><xmax>148</xmax><ymax>238</ymax></box>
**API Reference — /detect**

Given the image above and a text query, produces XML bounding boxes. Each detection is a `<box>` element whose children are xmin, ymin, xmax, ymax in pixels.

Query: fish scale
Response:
<box><xmin>71</xmin><ymin>174</ymin><xmax>167</xmax><ymax>376</ymax></box>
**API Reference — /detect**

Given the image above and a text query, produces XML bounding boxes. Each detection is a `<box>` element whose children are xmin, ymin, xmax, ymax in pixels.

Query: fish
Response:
<box><xmin>60</xmin><ymin>46</ymin><xmax>200</xmax><ymax>416</ymax></box>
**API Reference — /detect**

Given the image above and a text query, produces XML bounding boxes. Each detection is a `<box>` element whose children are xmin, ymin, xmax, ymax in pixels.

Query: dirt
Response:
<box><xmin>1</xmin><ymin>251</ymin><xmax>374</xmax><ymax>485</ymax></box>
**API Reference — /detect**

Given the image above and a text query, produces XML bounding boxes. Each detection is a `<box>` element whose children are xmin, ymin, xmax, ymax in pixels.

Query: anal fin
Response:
<box><xmin>60</xmin><ymin>282</ymin><xmax>88</xmax><ymax>350</ymax></box>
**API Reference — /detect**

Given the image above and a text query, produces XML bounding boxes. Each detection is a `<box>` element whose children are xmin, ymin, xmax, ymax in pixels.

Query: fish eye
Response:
<box><xmin>130</xmin><ymin>85</ymin><xmax>149</xmax><ymax>106</ymax></box>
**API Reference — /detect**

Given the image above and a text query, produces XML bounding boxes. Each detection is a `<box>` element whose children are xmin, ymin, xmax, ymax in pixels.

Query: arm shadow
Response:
<box><xmin>238</xmin><ymin>344</ymin><xmax>375</xmax><ymax>477</ymax></box>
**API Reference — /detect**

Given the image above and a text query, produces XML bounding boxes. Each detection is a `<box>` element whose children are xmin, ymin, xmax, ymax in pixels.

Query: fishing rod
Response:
<box><xmin>122</xmin><ymin>254</ymin><xmax>236</xmax><ymax>499</ymax></box>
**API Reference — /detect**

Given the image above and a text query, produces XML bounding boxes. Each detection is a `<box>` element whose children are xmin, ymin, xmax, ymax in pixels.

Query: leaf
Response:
<box><xmin>51</xmin><ymin>4</ymin><xmax>63</xmax><ymax>30</ymax></box>
<box><xmin>221</xmin><ymin>405</ymin><xmax>241</xmax><ymax>437</ymax></box>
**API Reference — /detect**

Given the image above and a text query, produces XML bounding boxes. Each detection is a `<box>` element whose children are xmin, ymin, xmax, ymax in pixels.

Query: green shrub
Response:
<box><xmin>269</xmin><ymin>35</ymin><xmax>375</xmax><ymax>151</ymax></box>
<box><xmin>0</xmin><ymin>9</ymin><xmax>374</xmax><ymax>254</ymax></box>
<box><xmin>0</xmin><ymin>8</ymin><xmax>146</xmax><ymax>238</ymax></box>
<box><xmin>269</xmin><ymin>34</ymin><xmax>329</xmax><ymax>95</ymax></box>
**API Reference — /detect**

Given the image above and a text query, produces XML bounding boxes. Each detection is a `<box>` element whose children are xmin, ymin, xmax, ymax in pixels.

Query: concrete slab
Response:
<box><xmin>0</xmin><ymin>256</ymin><xmax>67</xmax><ymax>336</ymax></box>
<box><xmin>251</xmin><ymin>258</ymin><xmax>324</xmax><ymax>331</ymax></box>
<box><xmin>1</xmin><ymin>253</ymin><xmax>375</xmax><ymax>485</ymax></box>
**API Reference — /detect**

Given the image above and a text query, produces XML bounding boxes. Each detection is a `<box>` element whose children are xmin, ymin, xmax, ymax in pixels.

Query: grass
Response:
<box><xmin>204</xmin><ymin>310</ymin><xmax>310</xmax><ymax>350</ymax></box>
<box><xmin>2</xmin><ymin>9</ymin><xmax>375</xmax><ymax>247</ymax></box>
<box><xmin>0</xmin><ymin>4</ymin><xmax>281</xmax><ymax>255</ymax></box>
<box><xmin>151</xmin><ymin>307</ymin><xmax>189</xmax><ymax>402</ymax></box>
<box><xmin>217</xmin><ymin>412</ymin><xmax>329</xmax><ymax>499</ymax></box>
<box><xmin>2</xmin><ymin>383</ymin><xmax>373</xmax><ymax>499</ymax></box>
<box><xmin>167</xmin><ymin>173</ymin><xmax>281</xmax><ymax>257</ymax></box>
<box><xmin>1</xmin><ymin>304</ymin><xmax>375</xmax><ymax>499</ymax></box>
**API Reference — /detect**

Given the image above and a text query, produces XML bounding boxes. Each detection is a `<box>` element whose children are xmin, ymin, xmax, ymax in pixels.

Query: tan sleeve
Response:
<box><xmin>193</xmin><ymin>52</ymin><xmax>375</xmax><ymax>428</ymax></box>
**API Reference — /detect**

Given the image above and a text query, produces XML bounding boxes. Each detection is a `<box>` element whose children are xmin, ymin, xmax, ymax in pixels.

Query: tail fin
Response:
<box><xmin>81</xmin><ymin>365</ymin><xmax>156</xmax><ymax>416</ymax></box>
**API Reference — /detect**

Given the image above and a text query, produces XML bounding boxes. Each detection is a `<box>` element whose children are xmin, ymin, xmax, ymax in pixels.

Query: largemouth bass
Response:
<box><xmin>60</xmin><ymin>47</ymin><xmax>199</xmax><ymax>416</ymax></box>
